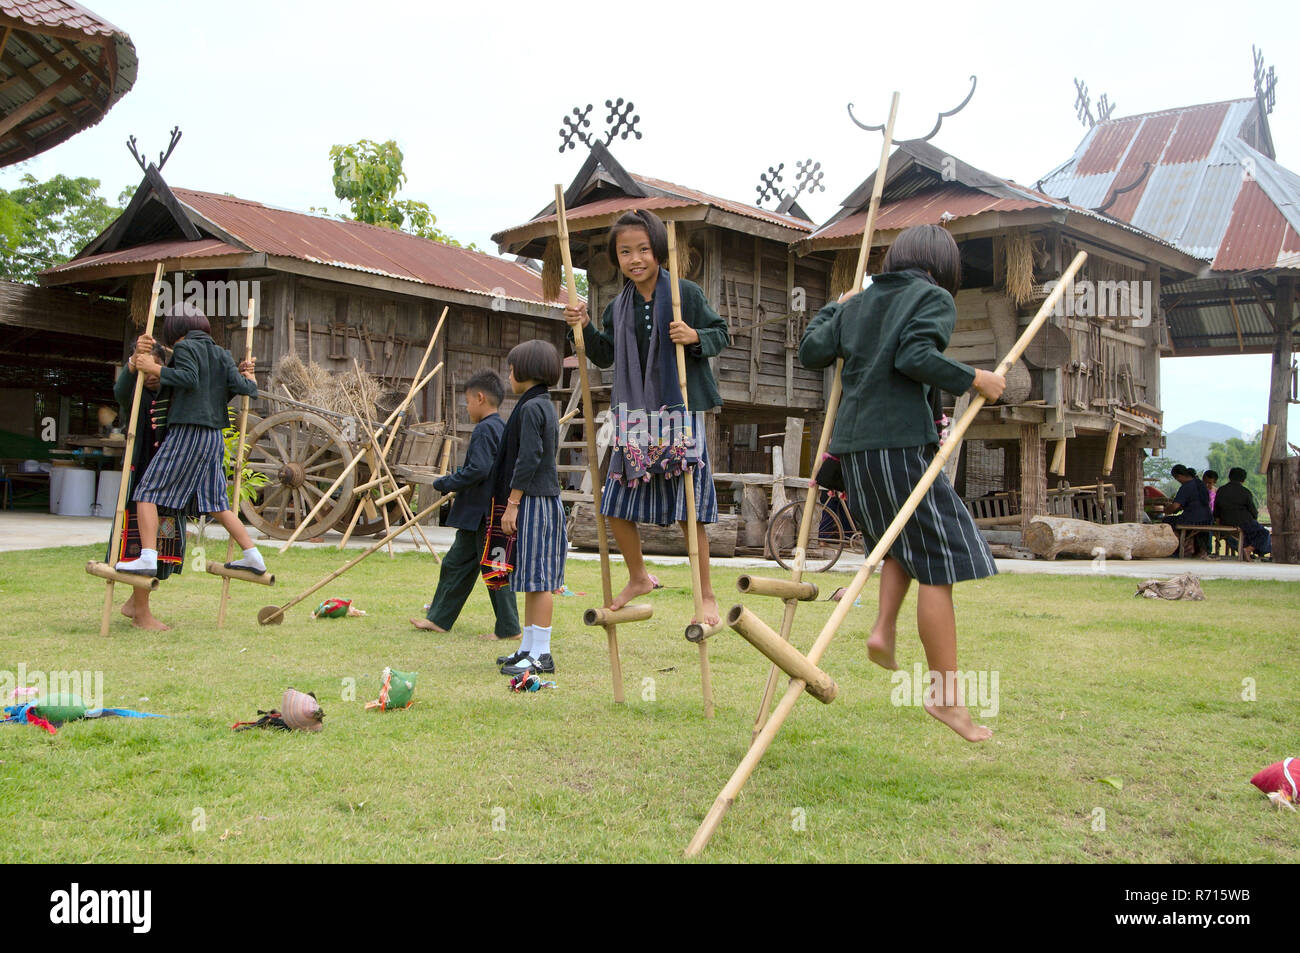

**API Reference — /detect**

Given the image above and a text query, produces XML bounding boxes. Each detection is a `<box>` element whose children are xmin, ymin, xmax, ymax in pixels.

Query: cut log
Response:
<box><xmin>569</xmin><ymin>502</ymin><xmax>738</xmax><ymax>557</ymax></box>
<box><xmin>1024</xmin><ymin>516</ymin><xmax>1177</xmax><ymax>560</ymax></box>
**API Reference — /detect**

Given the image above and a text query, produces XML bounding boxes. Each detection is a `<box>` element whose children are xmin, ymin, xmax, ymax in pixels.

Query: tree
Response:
<box><xmin>1207</xmin><ymin>432</ymin><xmax>1267</xmax><ymax>503</ymax></box>
<box><xmin>0</xmin><ymin>174</ymin><xmax>130</xmax><ymax>282</ymax></box>
<box><xmin>328</xmin><ymin>139</ymin><xmax>474</xmax><ymax>249</ymax></box>
<box><xmin>1143</xmin><ymin>453</ymin><xmax>1177</xmax><ymax>498</ymax></box>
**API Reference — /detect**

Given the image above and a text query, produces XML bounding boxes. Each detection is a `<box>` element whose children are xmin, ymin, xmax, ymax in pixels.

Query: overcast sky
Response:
<box><xmin>6</xmin><ymin>0</ymin><xmax>1296</xmax><ymax>443</ymax></box>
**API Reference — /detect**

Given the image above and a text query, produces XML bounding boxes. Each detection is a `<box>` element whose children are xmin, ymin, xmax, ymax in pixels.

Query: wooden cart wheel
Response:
<box><xmin>347</xmin><ymin>459</ymin><xmax>411</xmax><ymax>538</ymax></box>
<box><xmin>240</xmin><ymin>410</ymin><xmax>356</xmax><ymax>540</ymax></box>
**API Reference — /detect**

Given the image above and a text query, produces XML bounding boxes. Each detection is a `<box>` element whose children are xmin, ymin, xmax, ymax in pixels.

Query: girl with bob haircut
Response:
<box><xmin>493</xmin><ymin>339</ymin><xmax>566</xmax><ymax>677</ymax></box>
<box><xmin>115</xmin><ymin>301</ymin><xmax>268</xmax><ymax>580</ymax></box>
<box><xmin>800</xmin><ymin>224</ymin><xmax>1005</xmax><ymax>742</ymax></box>
<box><xmin>563</xmin><ymin>209</ymin><xmax>730</xmax><ymax>626</ymax></box>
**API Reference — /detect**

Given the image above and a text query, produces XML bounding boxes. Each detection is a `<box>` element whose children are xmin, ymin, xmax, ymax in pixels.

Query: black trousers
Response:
<box><xmin>426</xmin><ymin>523</ymin><xmax>520</xmax><ymax>637</ymax></box>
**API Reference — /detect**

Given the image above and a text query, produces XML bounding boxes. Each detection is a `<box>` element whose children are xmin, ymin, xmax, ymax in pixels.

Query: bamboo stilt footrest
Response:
<box><xmin>86</xmin><ymin>561</ymin><xmax>159</xmax><ymax>591</ymax></box>
<box><xmin>206</xmin><ymin>561</ymin><xmax>276</xmax><ymax>587</ymax></box>
<box><xmin>727</xmin><ymin>605</ymin><xmax>838</xmax><ymax>703</ymax></box>
<box><xmin>736</xmin><ymin>575</ymin><xmax>819</xmax><ymax>601</ymax></box>
<box><xmin>685</xmin><ymin>619</ymin><xmax>727</xmax><ymax>643</ymax></box>
<box><xmin>583</xmin><ymin>604</ymin><xmax>653</xmax><ymax>626</ymax></box>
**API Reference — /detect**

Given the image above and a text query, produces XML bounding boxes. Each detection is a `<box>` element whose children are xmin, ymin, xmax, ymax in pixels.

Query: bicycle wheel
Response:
<box><xmin>766</xmin><ymin>498</ymin><xmax>847</xmax><ymax>574</ymax></box>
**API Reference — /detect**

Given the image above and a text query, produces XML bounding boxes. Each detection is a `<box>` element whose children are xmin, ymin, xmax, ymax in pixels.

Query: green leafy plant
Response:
<box><xmin>223</xmin><ymin>411</ymin><xmax>267</xmax><ymax>508</ymax></box>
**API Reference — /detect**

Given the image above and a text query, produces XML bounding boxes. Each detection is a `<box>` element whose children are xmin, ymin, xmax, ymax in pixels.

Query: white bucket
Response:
<box><xmin>95</xmin><ymin>469</ymin><xmax>123</xmax><ymax>517</ymax></box>
<box><xmin>57</xmin><ymin>469</ymin><xmax>95</xmax><ymax>517</ymax></box>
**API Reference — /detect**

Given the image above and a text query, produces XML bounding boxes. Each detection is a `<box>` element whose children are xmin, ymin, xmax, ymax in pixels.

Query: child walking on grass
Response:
<box><xmin>409</xmin><ymin>370</ymin><xmax>520</xmax><ymax>641</ymax></box>
<box><xmin>563</xmin><ymin>209</ymin><xmax>730</xmax><ymax>626</ymax></box>
<box><xmin>115</xmin><ymin>302</ymin><xmax>267</xmax><ymax>579</ymax></box>
<box><xmin>800</xmin><ymin>224</ymin><xmax>1005</xmax><ymax>742</ymax></box>
<box><xmin>493</xmin><ymin>340</ymin><xmax>567</xmax><ymax>677</ymax></box>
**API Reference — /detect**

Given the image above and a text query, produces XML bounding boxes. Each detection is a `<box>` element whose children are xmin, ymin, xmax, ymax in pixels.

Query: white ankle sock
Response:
<box><xmin>532</xmin><ymin>625</ymin><xmax>552</xmax><ymax>657</ymax></box>
<box><xmin>232</xmin><ymin>546</ymin><xmax>265</xmax><ymax>572</ymax></box>
<box><xmin>117</xmin><ymin>548</ymin><xmax>157</xmax><ymax>569</ymax></box>
<box><xmin>518</xmin><ymin>625</ymin><xmax>535</xmax><ymax>655</ymax></box>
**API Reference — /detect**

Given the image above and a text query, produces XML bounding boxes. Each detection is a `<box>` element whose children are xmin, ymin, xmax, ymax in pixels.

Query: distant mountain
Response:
<box><xmin>1164</xmin><ymin>420</ymin><xmax>1246</xmax><ymax>472</ymax></box>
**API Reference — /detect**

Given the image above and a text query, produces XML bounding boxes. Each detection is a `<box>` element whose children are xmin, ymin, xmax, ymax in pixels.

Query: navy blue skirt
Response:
<box><xmin>842</xmin><ymin>445</ymin><xmax>996</xmax><ymax>585</ymax></box>
<box><xmin>132</xmin><ymin>424</ymin><xmax>230</xmax><ymax>514</ymax></box>
<box><xmin>600</xmin><ymin>442</ymin><xmax>718</xmax><ymax>526</ymax></box>
<box><xmin>511</xmin><ymin>495</ymin><xmax>567</xmax><ymax>593</ymax></box>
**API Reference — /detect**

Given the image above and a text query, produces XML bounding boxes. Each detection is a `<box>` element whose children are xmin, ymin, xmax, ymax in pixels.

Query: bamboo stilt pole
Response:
<box><xmin>753</xmin><ymin>91</ymin><xmax>900</xmax><ymax>740</ymax></box>
<box><xmin>1102</xmin><ymin>421</ymin><xmax>1121</xmax><ymax>477</ymax></box>
<box><xmin>86</xmin><ymin>561</ymin><xmax>159</xmax><ymax>590</ymax></box>
<box><xmin>667</xmin><ymin>220</ymin><xmax>714</xmax><ymax>719</ymax></box>
<box><xmin>217</xmin><ymin>297</ymin><xmax>258</xmax><ymax>627</ymax></box>
<box><xmin>684</xmin><ymin>619</ymin><xmax>727</xmax><ymax>643</ymax></box>
<box><xmin>736</xmin><ymin>575</ymin><xmax>818</xmax><ymax>601</ymax></box>
<box><xmin>206</xmin><ymin>562</ymin><xmax>275</xmax><ymax>586</ymax></box>
<box><xmin>259</xmin><ymin>492</ymin><xmax>453</xmax><ymax>625</ymax></box>
<box><xmin>277</xmin><ymin>362</ymin><xmax>442</xmax><ymax>553</ymax></box>
<box><xmin>98</xmin><ymin>262</ymin><xmax>165</xmax><ymax>636</ymax></box>
<box><xmin>583</xmin><ymin>603</ymin><xmax>654</xmax><ymax>626</ymax></box>
<box><xmin>686</xmin><ymin>251</ymin><xmax>1089</xmax><ymax>857</ymax></box>
<box><xmin>381</xmin><ymin>306</ymin><xmax>447</xmax><ymax>462</ymax></box>
<box><xmin>556</xmin><ymin>184</ymin><xmax>625</xmax><ymax>704</ymax></box>
<box><xmin>728</xmin><ymin>606</ymin><xmax>837</xmax><ymax>703</ymax></box>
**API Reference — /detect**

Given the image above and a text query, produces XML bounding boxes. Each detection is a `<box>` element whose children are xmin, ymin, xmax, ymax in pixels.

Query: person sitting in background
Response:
<box><xmin>1214</xmin><ymin>467</ymin><xmax>1271</xmax><ymax>559</ymax></box>
<box><xmin>1202</xmin><ymin>470</ymin><xmax>1219</xmax><ymax>515</ymax></box>
<box><xmin>1163</xmin><ymin>465</ymin><xmax>1212</xmax><ymax>556</ymax></box>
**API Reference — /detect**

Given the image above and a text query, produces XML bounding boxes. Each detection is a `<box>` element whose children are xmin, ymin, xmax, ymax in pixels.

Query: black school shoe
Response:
<box><xmin>497</xmin><ymin>649</ymin><xmax>528</xmax><ymax>667</ymax></box>
<box><xmin>500</xmin><ymin>654</ymin><xmax>555</xmax><ymax>676</ymax></box>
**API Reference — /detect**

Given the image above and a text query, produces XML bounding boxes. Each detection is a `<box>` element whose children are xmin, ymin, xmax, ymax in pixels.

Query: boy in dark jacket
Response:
<box><xmin>410</xmin><ymin>371</ymin><xmax>520</xmax><ymax>640</ymax></box>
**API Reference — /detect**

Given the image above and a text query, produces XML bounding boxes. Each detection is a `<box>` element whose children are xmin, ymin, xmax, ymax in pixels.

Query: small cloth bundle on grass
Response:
<box><xmin>1135</xmin><ymin>572</ymin><xmax>1205</xmax><ymax>601</ymax></box>
<box><xmin>3</xmin><ymin>693</ymin><xmax>163</xmax><ymax>735</ymax></box>
<box><xmin>1250</xmin><ymin>757</ymin><xmax>1298</xmax><ymax>811</ymax></box>
<box><xmin>232</xmin><ymin>688</ymin><xmax>324</xmax><ymax>732</ymax></box>
<box><xmin>313</xmin><ymin>598</ymin><xmax>366</xmax><ymax>619</ymax></box>
<box><xmin>508</xmin><ymin>672</ymin><xmax>556</xmax><ymax>693</ymax></box>
<box><xmin>365</xmin><ymin>667</ymin><xmax>417</xmax><ymax>711</ymax></box>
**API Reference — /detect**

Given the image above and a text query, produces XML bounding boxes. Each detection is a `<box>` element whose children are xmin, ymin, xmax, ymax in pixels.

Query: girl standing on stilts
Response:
<box><xmin>800</xmin><ymin>224</ymin><xmax>1005</xmax><ymax>742</ymax></box>
<box><xmin>115</xmin><ymin>302</ymin><xmax>266</xmax><ymax>579</ymax></box>
<box><xmin>563</xmin><ymin>210</ymin><xmax>729</xmax><ymax>626</ymax></box>
<box><xmin>494</xmin><ymin>340</ymin><xmax>567</xmax><ymax>677</ymax></box>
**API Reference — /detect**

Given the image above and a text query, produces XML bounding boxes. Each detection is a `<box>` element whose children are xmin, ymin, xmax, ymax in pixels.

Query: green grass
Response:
<box><xmin>1</xmin><ymin>542</ymin><xmax>1297</xmax><ymax>863</ymax></box>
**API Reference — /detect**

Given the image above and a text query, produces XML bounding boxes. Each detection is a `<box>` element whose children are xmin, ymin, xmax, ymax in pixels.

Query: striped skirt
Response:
<box><xmin>511</xmin><ymin>494</ymin><xmax>567</xmax><ymax>593</ymax></box>
<box><xmin>842</xmin><ymin>445</ymin><xmax>996</xmax><ymax>586</ymax></box>
<box><xmin>132</xmin><ymin>424</ymin><xmax>230</xmax><ymax>514</ymax></box>
<box><xmin>601</xmin><ymin>443</ymin><xmax>718</xmax><ymax>526</ymax></box>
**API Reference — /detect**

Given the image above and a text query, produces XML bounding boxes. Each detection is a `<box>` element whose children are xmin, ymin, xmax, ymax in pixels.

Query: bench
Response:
<box><xmin>1174</xmin><ymin>524</ymin><xmax>1247</xmax><ymax>561</ymax></box>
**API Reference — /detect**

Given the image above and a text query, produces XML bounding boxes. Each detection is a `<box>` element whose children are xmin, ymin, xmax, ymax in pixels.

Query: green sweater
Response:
<box><xmin>799</xmin><ymin>271</ymin><xmax>976</xmax><ymax>452</ymax></box>
<box><xmin>154</xmin><ymin>331</ymin><xmax>258</xmax><ymax>429</ymax></box>
<box><xmin>570</xmin><ymin>278</ymin><xmax>730</xmax><ymax>412</ymax></box>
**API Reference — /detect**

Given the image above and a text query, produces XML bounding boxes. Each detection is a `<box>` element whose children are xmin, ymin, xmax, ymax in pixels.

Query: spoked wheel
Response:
<box><xmin>766</xmin><ymin>497</ymin><xmax>848</xmax><ymax>574</ymax></box>
<box><xmin>240</xmin><ymin>410</ymin><xmax>356</xmax><ymax>540</ymax></box>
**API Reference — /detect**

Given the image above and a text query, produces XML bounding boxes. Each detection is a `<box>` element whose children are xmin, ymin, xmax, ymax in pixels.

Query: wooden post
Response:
<box><xmin>97</xmin><ymin>262</ymin><xmax>164</xmax><ymax>636</ymax></box>
<box><xmin>1019</xmin><ymin>423</ymin><xmax>1046</xmax><ymax>537</ymax></box>
<box><xmin>217</xmin><ymin>297</ymin><xmax>258</xmax><ymax>628</ymax></box>
<box><xmin>1101</xmin><ymin>421</ymin><xmax>1121</xmax><ymax>476</ymax></box>
<box><xmin>668</xmin><ymin>220</ymin><xmax>714</xmax><ymax>719</ymax></box>
<box><xmin>752</xmin><ymin>91</ymin><xmax>900</xmax><ymax>741</ymax></box>
<box><xmin>556</xmin><ymin>184</ymin><xmax>626</xmax><ymax>704</ymax></box>
<box><xmin>685</xmin><ymin>251</ymin><xmax>1089</xmax><ymax>858</ymax></box>
<box><xmin>1266</xmin><ymin>275</ymin><xmax>1295</xmax><ymax>563</ymax></box>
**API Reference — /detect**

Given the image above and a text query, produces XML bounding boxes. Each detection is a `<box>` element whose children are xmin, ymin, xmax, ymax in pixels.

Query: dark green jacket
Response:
<box><xmin>155</xmin><ymin>331</ymin><xmax>257</xmax><ymax>430</ymax></box>
<box><xmin>799</xmin><ymin>271</ymin><xmax>976</xmax><ymax>452</ymax></box>
<box><xmin>570</xmin><ymin>278</ymin><xmax>730</xmax><ymax>412</ymax></box>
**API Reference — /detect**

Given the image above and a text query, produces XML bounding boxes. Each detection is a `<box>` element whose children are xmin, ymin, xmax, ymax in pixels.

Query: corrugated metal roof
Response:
<box><xmin>630</xmin><ymin>174</ymin><xmax>812</xmax><ymax>231</ymax></box>
<box><xmin>45</xmin><ymin>238</ymin><xmax>249</xmax><ymax>273</ymax></box>
<box><xmin>806</xmin><ymin>181</ymin><xmax>1043</xmax><ymax>243</ymax></box>
<box><xmin>1040</xmin><ymin>99</ymin><xmax>1300</xmax><ymax>271</ymax></box>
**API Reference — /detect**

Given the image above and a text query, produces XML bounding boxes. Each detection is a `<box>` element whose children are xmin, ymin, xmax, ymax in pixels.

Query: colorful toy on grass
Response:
<box><xmin>312</xmin><ymin>598</ymin><xmax>366</xmax><ymax>619</ymax></box>
<box><xmin>508</xmin><ymin>672</ymin><xmax>555</xmax><ymax>693</ymax></box>
<box><xmin>1251</xmin><ymin>757</ymin><xmax>1298</xmax><ymax>811</ymax></box>
<box><xmin>3</xmin><ymin>692</ymin><xmax>164</xmax><ymax>735</ymax></box>
<box><xmin>232</xmin><ymin>688</ymin><xmax>324</xmax><ymax>732</ymax></box>
<box><xmin>365</xmin><ymin>667</ymin><xmax>417</xmax><ymax>711</ymax></box>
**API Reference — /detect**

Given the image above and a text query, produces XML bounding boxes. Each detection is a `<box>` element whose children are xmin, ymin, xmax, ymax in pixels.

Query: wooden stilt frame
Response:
<box><xmin>258</xmin><ymin>492</ymin><xmax>453</xmax><ymax>624</ymax></box>
<box><xmin>217</xmin><ymin>297</ymin><xmax>259</xmax><ymax>627</ymax></box>
<box><xmin>752</xmin><ymin>92</ymin><xmax>900</xmax><ymax>740</ymax></box>
<box><xmin>667</xmin><ymin>220</ymin><xmax>714</xmax><ymax>719</ymax></box>
<box><xmin>684</xmin><ymin>251</ymin><xmax>1088</xmax><ymax>857</ymax></box>
<box><xmin>555</xmin><ymin>184</ymin><xmax>627</xmax><ymax>704</ymax></box>
<box><xmin>94</xmin><ymin>262</ymin><xmax>164</xmax><ymax>636</ymax></box>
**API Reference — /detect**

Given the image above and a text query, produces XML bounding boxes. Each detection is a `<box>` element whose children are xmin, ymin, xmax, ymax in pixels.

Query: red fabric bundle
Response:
<box><xmin>1250</xmin><ymin>757</ymin><xmax>1299</xmax><ymax>803</ymax></box>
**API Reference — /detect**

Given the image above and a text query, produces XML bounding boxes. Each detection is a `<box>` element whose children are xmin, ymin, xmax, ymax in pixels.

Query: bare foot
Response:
<box><xmin>133</xmin><ymin>614</ymin><xmax>170</xmax><ymax>631</ymax></box>
<box><xmin>609</xmin><ymin>575</ymin><xmax>655</xmax><ymax>611</ymax></box>
<box><xmin>691</xmin><ymin>593</ymin><xmax>721</xmax><ymax>626</ymax></box>
<box><xmin>923</xmin><ymin>702</ymin><xmax>993</xmax><ymax>742</ymax></box>
<box><xmin>866</xmin><ymin>626</ymin><xmax>898</xmax><ymax>671</ymax></box>
<box><xmin>120</xmin><ymin>600</ymin><xmax>136</xmax><ymax>620</ymax></box>
<box><xmin>477</xmin><ymin>631</ymin><xmax>521</xmax><ymax>641</ymax></box>
<box><xmin>409</xmin><ymin>619</ymin><xmax>448</xmax><ymax>632</ymax></box>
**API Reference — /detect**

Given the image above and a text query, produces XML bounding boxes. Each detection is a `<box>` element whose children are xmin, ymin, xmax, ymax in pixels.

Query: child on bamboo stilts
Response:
<box><xmin>800</xmin><ymin>224</ymin><xmax>1005</xmax><ymax>742</ymax></box>
<box><xmin>493</xmin><ymin>341</ymin><xmax>567</xmax><ymax>676</ymax></box>
<box><xmin>115</xmin><ymin>302</ymin><xmax>266</xmax><ymax>579</ymax></box>
<box><xmin>563</xmin><ymin>210</ymin><xmax>729</xmax><ymax>626</ymax></box>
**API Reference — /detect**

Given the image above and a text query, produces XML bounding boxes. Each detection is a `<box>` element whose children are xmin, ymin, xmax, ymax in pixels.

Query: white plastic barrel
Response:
<box><xmin>57</xmin><ymin>469</ymin><xmax>95</xmax><ymax>516</ymax></box>
<box><xmin>95</xmin><ymin>469</ymin><xmax>123</xmax><ymax>517</ymax></box>
<box><xmin>49</xmin><ymin>463</ymin><xmax>72</xmax><ymax>513</ymax></box>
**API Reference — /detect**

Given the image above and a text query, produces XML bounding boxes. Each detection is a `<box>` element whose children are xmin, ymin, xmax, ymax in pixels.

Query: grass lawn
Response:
<box><xmin>1</xmin><ymin>541</ymin><xmax>1297</xmax><ymax>863</ymax></box>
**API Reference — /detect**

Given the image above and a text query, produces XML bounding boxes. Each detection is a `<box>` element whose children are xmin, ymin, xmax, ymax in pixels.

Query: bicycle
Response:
<box><xmin>765</xmin><ymin>490</ymin><xmax>865</xmax><ymax>574</ymax></box>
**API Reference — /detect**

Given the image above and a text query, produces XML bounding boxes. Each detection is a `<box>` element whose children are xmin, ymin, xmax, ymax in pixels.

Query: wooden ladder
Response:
<box><xmin>552</xmin><ymin>363</ymin><xmax>611</xmax><ymax>503</ymax></box>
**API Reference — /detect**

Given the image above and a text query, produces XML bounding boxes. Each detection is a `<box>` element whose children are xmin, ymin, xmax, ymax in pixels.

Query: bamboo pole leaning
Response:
<box><xmin>667</xmin><ymin>220</ymin><xmax>714</xmax><ymax>719</ymax></box>
<box><xmin>555</xmin><ymin>184</ymin><xmax>627</xmax><ymax>705</ymax></box>
<box><xmin>685</xmin><ymin>250</ymin><xmax>1089</xmax><ymax>858</ymax></box>
<box><xmin>93</xmin><ymin>262</ymin><xmax>164</xmax><ymax>636</ymax></box>
<box><xmin>751</xmin><ymin>91</ymin><xmax>901</xmax><ymax>741</ymax></box>
<box><xmin>215</xmin><ymin>297</ymin><xmax>261</xmax><ymax>627</ymax></box>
